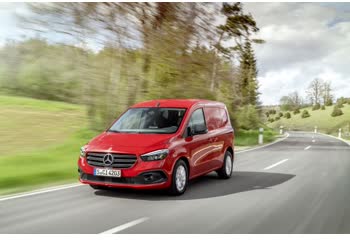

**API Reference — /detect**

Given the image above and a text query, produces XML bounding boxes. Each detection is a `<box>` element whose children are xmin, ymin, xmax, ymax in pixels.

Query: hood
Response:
<box><xmin>86</xmin><ymin>131</ymin><xmax>175</xmax><ymax>154</ymax></box>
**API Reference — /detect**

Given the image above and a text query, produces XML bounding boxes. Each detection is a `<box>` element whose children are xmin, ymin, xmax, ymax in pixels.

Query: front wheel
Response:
<box><xmin>217</xmin><ymin>151</ymin><xmax>233</xmax><ymax>179</ymax></box>
<box><xmin>168</xmin><ymin>160</ymin><xmax>188</xmax><ymax>195</ymax></box>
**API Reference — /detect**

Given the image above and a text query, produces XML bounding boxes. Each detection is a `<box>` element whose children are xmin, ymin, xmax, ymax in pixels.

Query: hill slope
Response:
<box><xmin>267</xmin><ymin>104</ymin><xmax>350</xmax><ymax>138</ymax></box>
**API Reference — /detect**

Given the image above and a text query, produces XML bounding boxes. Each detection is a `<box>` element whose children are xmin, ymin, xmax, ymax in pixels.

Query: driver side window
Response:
<box><xmin>187</xmin><ymin>108</ymin><xmax>207</xmax><ymax>136</ymax></box>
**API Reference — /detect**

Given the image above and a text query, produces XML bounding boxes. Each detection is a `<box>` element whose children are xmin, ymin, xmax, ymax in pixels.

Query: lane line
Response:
<box><xmin>264</xmin><ymin>159</ymin><xmax>289</xmax><ymax>170</ymax></box>
<box><xmin>0</xmin><ymin>183</ymin><xmax>83</xmax><ymax>202</ymax></box>
<box><xmin>304</xmin><ymin>146</ymin><xmax>311</xmax><ymax>150</ymax></box>
<box><xmin>236</xmin><ymin>133</ymin><xmax>290</xmax><ymax>154</ymax></box>
<box><xmin>312</xmin><ymin>139</ymin><xmax>316</xmax><ymax>143</ymax></box>
<box><xmin>100</xmin><ymin>217</ymin><xmax>149</xmax><ymax>234</ymax></box>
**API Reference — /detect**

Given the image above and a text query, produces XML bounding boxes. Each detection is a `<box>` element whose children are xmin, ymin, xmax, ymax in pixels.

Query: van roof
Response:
<box><xmin>130</xmin><ymin>99</ymin><xmax>225</xmax><ymax>109</ymax></box>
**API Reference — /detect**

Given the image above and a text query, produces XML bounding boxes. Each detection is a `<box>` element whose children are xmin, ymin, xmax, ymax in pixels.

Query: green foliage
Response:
<box><xmin>331</xmin><ymin>106</ymin><xmax>343</xmax><ymax>117</ymax></box>
<box><xmin>293</xmin><ymin>108</ymin><xmax>300</xmax><ymax>114</ymax></box>
<box><xmin>269</xmin><ymin>109</ymin><xmax>277</xmax><ymax>115</ymax></box>
<box><xmin>325</xmin><ymin>98</ymin><xmax>333</xmax><ymax>106</ymax></box>
<box><xmin>268</xmin><ymin>118</ymin><xmax>275</xmax><ymax>123</ymax></box>
<box><xmin>284</xmin><ymin>112</ymin><xmax>291</xmax><ymax>119</ymax></box>
<box><xmin>278</xmin><ymin>112</ymin><xmax>283</xmax><ymax>117</ymax></box>
<box><xmin>235</xmin><ymin>129</ymin><xmax>277</xmax><ymax>146</ymax></box>
<box><xmin>275</xmin><ymin>116</ymin><xmax>281</xmax><ymax>121</ymax></box>
<box><xmin>236</xmin><ymin>105</ymin><xmax>260</xmax><ymax>130</ymax></box>
<box><xmin>312</xmin><ymin>103</ymin><xmax>321</xmax><ymax>111</ymax></box>
<box><xmin>301</xmin><ymin>110</ymin><xmax>311</xmax><ymax>118</ymax></box>
<box><xmin>321</xmin><ymin>105</ymin><xmax>326</xmax><ymax>110</ymax></box>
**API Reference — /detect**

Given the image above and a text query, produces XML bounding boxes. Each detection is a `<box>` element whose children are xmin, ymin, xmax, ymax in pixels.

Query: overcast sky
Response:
<box><xmin>244</xmin><ymin>2</ymin><xmax>350</xmax><ymax>105</ymax></box>
<box><xmin>0</xmin><ymin>2</ymin><xmax>349</xmax><ymax>105</ymax></box>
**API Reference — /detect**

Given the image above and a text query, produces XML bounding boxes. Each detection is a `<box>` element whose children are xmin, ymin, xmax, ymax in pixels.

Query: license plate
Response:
<box><xmin>94</xmin><ymin>168</ymin><xmax>121</xmax><ymax>178</ymax></box>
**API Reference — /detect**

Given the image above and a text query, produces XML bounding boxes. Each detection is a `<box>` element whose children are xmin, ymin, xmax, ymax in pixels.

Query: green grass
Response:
<box><xmin>267</xmin><ymin>104</ymin><xmax>350</xmax><ymax>139</ymax></box>
<box><xmin>235</xmin><ymin>129</ymin><xmax>278</xmax><ymax>146</ymax></box>
<box><xmin>0</xmin><ymin>129</ymin><xmax>97</xmax><ymax>195</ymax></box>
<box><xmin>0</xmin><ymin>94</ymin><xmax>95</xmax><ymax>195</ymax></box>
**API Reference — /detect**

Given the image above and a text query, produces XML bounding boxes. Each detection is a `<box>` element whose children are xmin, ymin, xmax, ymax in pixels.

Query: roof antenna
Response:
<box><xmin>156</xmin><ymin>102</ymin><xmax>160</xmax><ymax>107</ymax></box>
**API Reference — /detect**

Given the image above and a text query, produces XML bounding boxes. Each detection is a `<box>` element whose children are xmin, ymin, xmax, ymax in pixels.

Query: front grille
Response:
<box><xmin>86</xmin><ymin>152</ymin><xmax>137</xmax><ymax>168</ymax></box>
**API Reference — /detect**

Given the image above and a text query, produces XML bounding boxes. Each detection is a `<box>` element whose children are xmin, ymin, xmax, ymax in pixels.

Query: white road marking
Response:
<box><xmin>264</xmin><ymin>159</ymin><xmax>289</xmax><ymax>170</ymax></box>
<box><xmin>100</xmin><ymin>217</ymin><xmax>149</xmax><ymax>234</ymax></box>
<box><xmin>236</xmin><ymin>133</ymin><xmax>290</xmax><ymax>154</ymax></box>
<box><xmin>0</xmin><ymin>183</ymin><xmax>83</xmax><ymax>202</ymax></box>
<box><xmin>312</xmin><ymin>139</ymin><xmax>316</xmax><ymax>143</ymax></box>
<box><xmin>304</xmin><ymin>146</ymin><xmax>311</xmax><ymax>150</ymax></box>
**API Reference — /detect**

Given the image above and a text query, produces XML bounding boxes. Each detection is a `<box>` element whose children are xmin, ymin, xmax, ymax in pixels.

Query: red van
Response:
<box><xmin>78</xmin><ymin>99</ymin><xmax>234</xmax><ymax>195</ymax></box>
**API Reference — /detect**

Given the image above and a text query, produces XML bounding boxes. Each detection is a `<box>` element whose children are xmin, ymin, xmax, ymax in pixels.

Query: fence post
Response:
<box><xmin>259</xmin><ymin>128</ymin><xmax>264</xmax><ymax>145</ymax></box>
<box><xmin>280</xmin><ymin>126</ymin><xmax>284</xmax><ymax>135</ymax></box>
<box><xmin>314</xmin><ymin>126</ymin><xmax>318</xmax><ymax>133</ymax></box>
<box><xmin>339</xmin><ymin>128</ymin><xmax>342</xmax><ymax>139</ymax></box>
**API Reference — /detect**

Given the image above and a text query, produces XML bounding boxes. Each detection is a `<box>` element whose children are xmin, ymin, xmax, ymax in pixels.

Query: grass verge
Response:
<box><xmin>235</xmin><ymin>129</ymin><xmax>278</xmax><ymax>146</ymax></box>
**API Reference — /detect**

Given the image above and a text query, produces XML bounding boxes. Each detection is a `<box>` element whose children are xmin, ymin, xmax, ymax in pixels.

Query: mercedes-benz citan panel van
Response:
<box><xmin>78</xmin><ymin>99</ymin><xmax>234</xmax><ymax>195</ymax></box>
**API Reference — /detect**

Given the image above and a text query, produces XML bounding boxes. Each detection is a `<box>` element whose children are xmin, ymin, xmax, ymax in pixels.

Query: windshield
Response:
<box><xmin>108</xmin><ymin>108</ymin><xmax>187</xmax><ymax>134</ymax></box>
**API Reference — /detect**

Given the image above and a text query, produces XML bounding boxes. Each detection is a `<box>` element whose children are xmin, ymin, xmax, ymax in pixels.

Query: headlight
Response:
<box><xmin>80</xmin><ymin>146</ymin><xmax>86</xmax><ymax>158</ymax></box>
<box><xmin>141</xmin><ymin>149</ymin><xmax>169</xmax><ymax>161</ymax></box>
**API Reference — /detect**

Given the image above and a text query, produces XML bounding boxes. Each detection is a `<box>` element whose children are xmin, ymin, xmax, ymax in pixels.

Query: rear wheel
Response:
<box><xmin>168</xmin><ymin>160</ymin><xmax>188</xmax><ymax>195</ymax></box>
<box><xmin>217</xmin><ymin>151</ymin><xmax>233</xmax><ymax>179</ymax></box>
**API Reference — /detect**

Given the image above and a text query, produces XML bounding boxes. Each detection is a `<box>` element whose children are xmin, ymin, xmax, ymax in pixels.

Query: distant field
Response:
<box><xmin>267</xmin><ymin>104</ymin><xmax>350</xmax><ymax>139</ymax></box>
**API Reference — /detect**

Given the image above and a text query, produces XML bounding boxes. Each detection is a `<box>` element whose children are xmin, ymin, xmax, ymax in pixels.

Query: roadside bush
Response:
<box><xmin>268</xmin><ymin>118</ymin><xmax>274</xmax><ymax>123</ymax></box>
<box><xmin>265</xmin><ymin>112</ymin><xmax>270</xmax><ymax>118</ymax></box>
<box><xmin>331</xmin><ymin>106</ymin><xmax>343</xmax><ymax>117</ymax></box>
<box><xmin>293</xmin><ymin>108</ymin><xmax>300</xmax><ymax>114</ymax></box>
<box><xmin>236</xmin><ymin>105</ymin><xmax>260</xmax><ymax>130</ymax></box>
<box><xmin>301</xmin><ymin>110</ymin><xmax>310</xmax><ymax>118</ymax></box>
<box><xmin>325</xmin><ymin>99</ymin><xmax>333</xmax><ymax>106</ymax></box>
<box><xmin>284</xmin><ymin>112</ymin><xmax>291</xmax><ymax>119</ymax></box>
<box><xmin>278</xmin><ymin>112</ymin><xmax>283</xmax><ymax>117</ymax></box>
<box><xmin>321</xmin><ymin>105</ymin><xmax>326</xmax><ymax>110</ymax></box>
<box><xmin>336</xmin><ymin>102</ymin><xmax>344</xmax><ymax>108</ymax></box>
<box><xmin>275</xmin><ymin>116</ymin><xmax>281</xmax><ymax>121</ymax></box>
<box><xmin>269</xmin><ymin>109</ymin><xmax>276</xmax><ymax>115</ymax></box>
<box><xmin>312</xmin><ymin>103</ymin><xmax>321</xmax><ymax>111</ymax></box>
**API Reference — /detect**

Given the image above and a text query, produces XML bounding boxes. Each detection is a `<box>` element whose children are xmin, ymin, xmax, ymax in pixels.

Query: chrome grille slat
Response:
<box><xmin>86</xmin><ymin>152</ymin><xmax>137</xmax><ymax>169</ymax></box>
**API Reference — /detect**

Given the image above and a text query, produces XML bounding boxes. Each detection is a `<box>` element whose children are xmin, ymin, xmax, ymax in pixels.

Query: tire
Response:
<box><xmin>217</xmin><ymin>151</ymin><xmax>233</xmax><ymax>179</ymax></box>
<box><xmin>89</xmin><ymin>184</ymin><xmax>108</xmax><ymax>190</ymax></box>
<box><xmin>168</xmin><ymin>159</ymin><xmax>188</xmax><ymax>195</ymax></box>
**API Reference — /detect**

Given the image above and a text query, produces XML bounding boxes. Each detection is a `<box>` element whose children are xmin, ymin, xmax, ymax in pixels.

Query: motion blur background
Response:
<box><xmin>0</xmin><ymin>2</ymin><xmax>349</xmax><ymax>195</ymax></box>
<box><xmin>0</xmin><ymin>2</ymin><xmax>269</xmax><ymax>195</ymax></box>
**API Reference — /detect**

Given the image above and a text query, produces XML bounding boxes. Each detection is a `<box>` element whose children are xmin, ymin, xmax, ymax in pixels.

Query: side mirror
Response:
<box><xmin>187</xmin><ymin>126</ymin><xmax>193</xmax><ymax>137</ymax></box>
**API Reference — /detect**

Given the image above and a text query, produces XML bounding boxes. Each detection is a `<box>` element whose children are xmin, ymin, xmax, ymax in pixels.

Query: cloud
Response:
<box><xmin>244</xmin><ymin>3</ymin><xmax>350</xmax><ymax>105</ymax></box>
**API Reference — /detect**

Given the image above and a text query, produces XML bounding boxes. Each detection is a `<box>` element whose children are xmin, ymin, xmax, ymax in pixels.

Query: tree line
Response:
<box><xmin>0</xmin><ymin>3</ymin><xmax>264</xmax><ymax>131</ymax></box>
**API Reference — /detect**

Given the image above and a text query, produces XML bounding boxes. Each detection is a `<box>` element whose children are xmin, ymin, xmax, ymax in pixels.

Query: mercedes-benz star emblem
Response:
<box><xmin>103</xmin><ymin>153</ymin><xmax>114</xmax><ymax>166</ymax></box>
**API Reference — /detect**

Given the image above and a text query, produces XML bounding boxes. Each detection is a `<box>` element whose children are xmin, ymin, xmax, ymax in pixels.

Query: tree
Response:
<box><xmin>211</xmin><ymin>2</ymin><xmax>264</xmax><ymax>93</ymax></box>
<box><xmin>322</xmin><ymin>81</ymin><xmax>333</xmax><ymax>106</ymax></box>
<box><xmin>239</xmin><ymin>41</ymin><xmax>259</xmax><ymax>105</ymax></box>
<box><xmin>307</xmin><ymin>78</ymin><xmax>324</xmax><ymax>106</ymax></box>
<box><xmin>280</xmin><ymin>91</ymin><xmax>301</xmax><ymax>111</ymax></box>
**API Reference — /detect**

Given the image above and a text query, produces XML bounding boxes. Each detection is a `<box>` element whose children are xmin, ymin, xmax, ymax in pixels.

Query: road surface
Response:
<box><xmin>1</xmin><ymin>132</ymin><xmax>350</xmax><ymax>234</ymax></box>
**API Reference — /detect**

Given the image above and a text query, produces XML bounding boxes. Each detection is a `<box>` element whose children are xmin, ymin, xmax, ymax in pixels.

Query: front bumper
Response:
<box><xmin>78</xmin><ymin>157</ymin><xmax>171</xmax><ymax>189</ymax></box>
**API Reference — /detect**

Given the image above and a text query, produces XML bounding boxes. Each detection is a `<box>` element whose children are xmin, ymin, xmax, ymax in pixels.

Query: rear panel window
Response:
<box><xmin>204</xmin><ymin>107</ymin><xmax>228</xmax><ymax>130</ymax></box>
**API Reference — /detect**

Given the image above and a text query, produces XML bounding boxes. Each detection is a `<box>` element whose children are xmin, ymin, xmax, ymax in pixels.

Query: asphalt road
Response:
<box><xmin>1</xmin><ymin>132</ymin><xmax>350</xmax><ymax>234</ymax></box>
